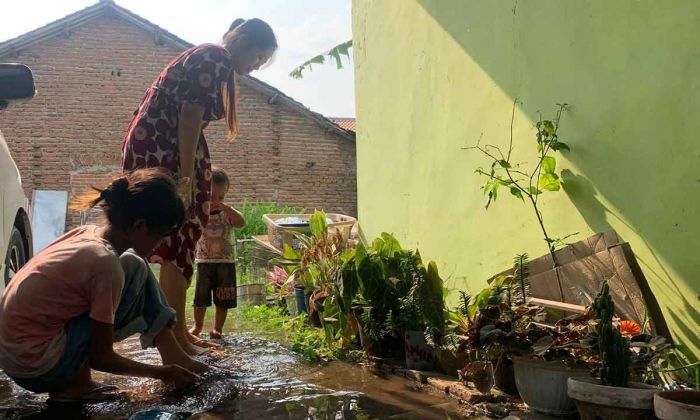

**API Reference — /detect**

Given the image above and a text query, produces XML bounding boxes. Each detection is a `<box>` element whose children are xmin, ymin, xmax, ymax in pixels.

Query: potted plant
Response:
<box><xmin>654</xmin><ymin>390</ymin><xmax>700</xmax><ymax>420</ymax></box>
<box><xmin>654</xmin><ymin>347</ymin><xmax>700</xmax><ymax>419</ymax></box>
<box><xmin>274</xmin><ymin>211</ymin><xmax>354</xmax><ymax>335</ymax></box>
<box><xmin>452</xmin><ymin>267</ymin><xmax>538</xmax><ymax>396</ymax></box>
<box><xmin>432</xmin><ymin>292</ymin><xmax>472</xmax><ymax>377</ymax></box>
<box><xmin>268</xmin><ymin>265</ymin><xmax>296</xmax><ymax>313</ymax></box>
<box><xmin>568</xmin><ymin>280</ymin><xmax>663</xmax><ymax>420</ymax></box>
<box><xmin>344</xmin><ymin>233</ymin><xmax>446</xmax><ymax>364</ymax></box>
<box><xmin>479</xmin><ymin>296</ymin><xmax>594</xmax><ymax>414</ymax></box>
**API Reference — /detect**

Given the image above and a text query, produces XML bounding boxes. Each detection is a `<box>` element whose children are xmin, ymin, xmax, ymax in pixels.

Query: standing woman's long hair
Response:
<box><xmin>221</xmin><ymin>18</ymin><xmax>278</xmax><ymax>140</ymax></box>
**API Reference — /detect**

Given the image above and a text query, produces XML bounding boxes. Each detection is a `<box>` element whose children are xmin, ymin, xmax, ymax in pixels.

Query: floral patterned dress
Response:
<box><xmin>122</xmin><ymin>44</ymin><xmax>233</xmax><ymax>281</ymax></box>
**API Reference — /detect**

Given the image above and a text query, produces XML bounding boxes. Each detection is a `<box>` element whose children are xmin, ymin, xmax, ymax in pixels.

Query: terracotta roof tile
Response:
<box><xmin>330</xmin><ymin>118</ymin><xmax>355</xmax><ymax>132</ymax></box>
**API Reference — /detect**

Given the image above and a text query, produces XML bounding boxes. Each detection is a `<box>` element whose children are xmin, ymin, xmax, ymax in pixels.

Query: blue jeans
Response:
<box><xmin>11</xmin><ymin>250</ymin><xmax>176</xmax><ymax>393</ymax></box>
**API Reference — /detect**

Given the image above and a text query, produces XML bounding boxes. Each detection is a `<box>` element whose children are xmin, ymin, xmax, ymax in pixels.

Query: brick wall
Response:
<box><xmin>0</xmin><ymin>12</ymin><xmax>356</xmax><ymax>231</ymax></box>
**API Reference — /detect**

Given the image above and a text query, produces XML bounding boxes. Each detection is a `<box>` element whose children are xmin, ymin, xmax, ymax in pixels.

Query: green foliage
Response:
<box><xmin>289</xmin><ymin>40</ymin><xmax>353</xmax><ymax>79</ymax></box>
<box><xmin>309</xmin><ymin>210</ymin><xmax>328</xmax><ymax>239</ymax></box>
<box><xmin>271</xmin><ymin>228</ymin><xmax>448</xmax><ymax>357</ymax></box>
<box><xmin>468</xmin><ymin>275</ymin><xmax>509</xmax><ymax>320</ymax></box>
<box><xmin>468</xmin><ymin>103</ymin><xmax>572</xmax><ymax>254</ymax></box>
<box><xmin>272</xmin><ymin>211</ymin><xmax>355</xmax><ymax>347</ymax></box>
<box><xmin>656</xmin><ymin>346</ymin><xmax>700</xmax><ymax>388</ymax></box>
<box><xmin>468</xmin><ymin>102</ymin><xmax>573</xmax><ymax>301</ymax></box>
<box><xmin>238</xmin><ymin>305</ymin><xmax>362</xmax><ymax>363</ymax></box>
<box><xmin>593</xmin><ymin>280</ymin><xmax>631</xmax><ymax>387</ymax></box>
<box><xmin>513</xmin><ymin>253</ymin><xmax>529</xmax><ymax>305</ymax></box>
<box><xmin>457</xmin><ymin>291</ymin><xmax>472</xmax><ymax>318</ymax></box>
<box><xmin>346</xmin><ymin>233</ymin><xmax>446</xmax><ymax>335</ymax></box>
<box><xmin>235</xmin><ymin>200</ymin><xmax>298</xmax><ymax>240</ymax></box>
<box><xmin>234</xmin><ymin>201</ymin><xmax>298</xmax><ymax>285</ymax></box>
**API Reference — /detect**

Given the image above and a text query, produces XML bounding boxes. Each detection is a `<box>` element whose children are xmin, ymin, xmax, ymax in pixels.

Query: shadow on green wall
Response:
<box><xmin>416</xmin><ymin>0</ymin><xmax>700</xmax><ymax>356</ymax></box>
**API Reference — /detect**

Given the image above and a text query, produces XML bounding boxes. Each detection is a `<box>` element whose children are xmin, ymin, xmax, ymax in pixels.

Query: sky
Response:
<box><xmin>0</xmin><ymin>0</ymin><xmax>355</xmax><ymax>117</ymax></box>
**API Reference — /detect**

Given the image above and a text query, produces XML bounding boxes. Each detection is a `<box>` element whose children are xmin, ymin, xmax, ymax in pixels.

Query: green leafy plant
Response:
<box><xmin>513</xmin><ymin>253</ymin><xmax>530</xmax><ymax>305</ymax></box>
<box><xmin>272</xmin><ymin>211</ymin><xmax>356</xmax><ymax>347</ymax></box>
<box><xmin>348</xmin><ymin>234</ymin><xmax>446</xmax><ymax>332</ymax></box>
<box><xmin>289</xmin><ymin>40</ymin><xmax>353</xmax><ymax>79</ymax></box>
<box><xmin>593</xmin><ymin>280</ymin><xmax>630</xmax><ymax>387</ymax></box>
<box><xmin>238</xmin><ymin>305</ymin><xmax>363</xmax><ymax>363</ymax></box>
<box><xmin>467</xmin><ymin>102</ymin><xmax>575</xmax><ymax>300</ymax></box>
<box><xmin>339</xmin><ymin>233</ymin><xmax>447</xmax><ymax>360</ymax></box>
<box><xmin>655</xmin><ymin>346</ymin><xmax>700</xmax><ymax>389</ymax></box>
<box><xmin>236</xmin><ymin>200</ymin><xmax>298</xmax><ymax>240</ymax></box>
<box><xmin>457</xmin><ymin>292</ymin><xmax>472</xmax><ymax>324</ymax></box>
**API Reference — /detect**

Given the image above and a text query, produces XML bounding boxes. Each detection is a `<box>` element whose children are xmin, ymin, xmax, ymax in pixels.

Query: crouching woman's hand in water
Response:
<box><xmin>157</xmin><ymin>364</ymin><xmax>201</xmax><ymax>388</ymax></box>
<box><xmin>90</xmin><ymin>320</ymin><xmax>208</xmax><ymax>389</ymax></box>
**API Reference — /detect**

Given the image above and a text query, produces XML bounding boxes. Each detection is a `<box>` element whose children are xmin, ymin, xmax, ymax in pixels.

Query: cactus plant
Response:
<box><xmin>592</xmin><ymin>280</ymin><xmax>630</xmax><ymax>387</ymax></box>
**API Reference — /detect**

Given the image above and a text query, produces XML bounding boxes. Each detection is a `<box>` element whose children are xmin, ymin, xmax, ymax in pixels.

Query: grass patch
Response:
<box><xmin>238</xmin><ymin>305</ymin><xmax>365</xmax><ymax>363</ymax></box>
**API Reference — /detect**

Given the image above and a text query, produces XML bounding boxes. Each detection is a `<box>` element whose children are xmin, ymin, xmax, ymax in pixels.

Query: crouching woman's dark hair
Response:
<box><xmin>71</xmin><ymin>168</ymin><xmax>185</xmax><ymax>236</ymax></box>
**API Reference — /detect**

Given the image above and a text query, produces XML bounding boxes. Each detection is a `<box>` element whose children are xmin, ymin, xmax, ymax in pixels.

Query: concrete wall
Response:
<box><xmin>353</xmin><ymin>0</ymin><xmax>699</xmax><ymax>358</ymax></box>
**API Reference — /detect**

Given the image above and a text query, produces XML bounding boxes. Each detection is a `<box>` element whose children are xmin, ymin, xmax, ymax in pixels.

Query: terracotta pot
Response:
<box><xmin>305</xmin><ymin>292</ymin><xmax>323</xmax><ymax>328</ymax></box>
<box><xmin>493</xmin><ymin>355</ymin><xmax>518</xmax><ymax>395</ymax></box>
<box><xmin>512</xmin><ymin>356</ymin><xmax>589</xmax><ymax>416</ymax></box>
<box><xmin>465</xmin><ymin>361</ymin><xmax>494</xmax><ymax>393</ymax></box>
<box><xmin>654</xmin><ymin>390</ymin><xmax>700</xmax><ymax>420</ymax></box>
<box><xmin>434</xmin><ymin>348</ymin><xmax>468</xmax><ymax>377</ymax></box>
<box><xmin>567</xmin><ymin>376</ymin><xmax>657</xmax><ymax>420</ymax></box>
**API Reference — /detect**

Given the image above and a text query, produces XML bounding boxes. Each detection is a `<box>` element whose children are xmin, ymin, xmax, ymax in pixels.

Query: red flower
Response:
<box><xmin>619</xmin><ymin>320</ymin><xmax>641</xmax><ymax>337</ymax></box>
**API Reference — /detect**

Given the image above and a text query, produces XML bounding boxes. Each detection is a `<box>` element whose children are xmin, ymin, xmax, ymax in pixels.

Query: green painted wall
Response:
<box><xmin>353</xmin><ymin>0</ymin><xmax>700</xmax><ymax>358</ymax></box>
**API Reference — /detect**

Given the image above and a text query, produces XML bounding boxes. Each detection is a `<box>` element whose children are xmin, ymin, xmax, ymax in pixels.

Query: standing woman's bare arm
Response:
<box><xmin>178</xmin><ymin>102</ymin><xmax>206</xmax><ymax>204</ymax></box>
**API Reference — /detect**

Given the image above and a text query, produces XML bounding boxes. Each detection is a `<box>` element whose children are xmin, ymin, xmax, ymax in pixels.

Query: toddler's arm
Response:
<box><xmin>222</xmin><ymin>204</ymin><xmax>245</xmax><ymax>228</ymax></box>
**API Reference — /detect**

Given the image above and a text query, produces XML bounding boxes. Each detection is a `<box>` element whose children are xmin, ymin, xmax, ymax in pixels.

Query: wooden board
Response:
<box><xmin>252</xmin><ymin>235</ymin><xmax>283</xmax><ymax>256</ymax></box>
<box><xmin>490</xmin><ymin>230</ymin><xmax>671</xmax><ymax>340</ymax></box>
<box><xmin>528</xmin><ymin>297</ymin><xmax>587</xmax><ymax>314</ymax></box>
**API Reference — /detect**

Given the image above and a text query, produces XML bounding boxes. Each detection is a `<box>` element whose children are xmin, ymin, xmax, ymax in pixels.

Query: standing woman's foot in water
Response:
<box><xmin>178</xmin><ymin>335</ymin><xmax>210</xmax><ymax>355</ymax></box>
<box><xmin>187</xmin><ymin>330</ymin><xmax>221</xmax><ymax>348</ymax></box>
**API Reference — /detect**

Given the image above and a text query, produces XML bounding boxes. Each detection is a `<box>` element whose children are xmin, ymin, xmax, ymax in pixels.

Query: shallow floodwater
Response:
<box><xmin>0</xmin><ymin>332</ymin><xmax>466</xmax><ymax>419</ymax></box>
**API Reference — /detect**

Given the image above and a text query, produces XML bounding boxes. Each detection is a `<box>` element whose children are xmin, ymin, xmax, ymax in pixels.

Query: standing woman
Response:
<box><xmin>122</xmin><ymin>19</ymin><xmax>277</xmax><ymax>354</ymax></box>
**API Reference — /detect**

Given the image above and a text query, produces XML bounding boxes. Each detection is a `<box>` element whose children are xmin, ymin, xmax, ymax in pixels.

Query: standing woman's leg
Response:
<box><xmin>159</xmin><ymin>262</ymin><xmax>206</xmax><ymax>355</ymax></box>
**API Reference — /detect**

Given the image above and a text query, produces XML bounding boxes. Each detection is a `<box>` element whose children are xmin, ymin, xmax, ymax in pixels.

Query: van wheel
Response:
<box><xmin>4</xmin><ymin>227</ymin><xmax>27</xmax><ymax>286</ymax></box>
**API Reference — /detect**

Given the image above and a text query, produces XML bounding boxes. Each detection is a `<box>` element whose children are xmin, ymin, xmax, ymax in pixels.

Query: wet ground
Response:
<box><xmin>0</xmin><ymin>332</ymin><xmax>467</xmax><ymax>419</ymax></box>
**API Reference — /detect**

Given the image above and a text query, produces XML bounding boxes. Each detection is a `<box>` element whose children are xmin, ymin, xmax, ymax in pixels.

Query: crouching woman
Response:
<box><xmin>0</xmin><ymin>168</ymin><xmax>208</xmax><ymax>402</ymax></box>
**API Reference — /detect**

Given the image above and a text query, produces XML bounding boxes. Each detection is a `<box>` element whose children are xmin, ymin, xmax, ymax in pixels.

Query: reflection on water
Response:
<box><xmin>0</xmin><ymin>333</ymin><xmax>464</xmax><ymax>419</ymax></box>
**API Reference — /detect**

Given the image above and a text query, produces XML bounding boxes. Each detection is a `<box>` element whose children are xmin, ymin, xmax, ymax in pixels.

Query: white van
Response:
<box><xmin>0</xmin><ymin>63</ymin><xmax>34</xmax><ymax>289</ymax></box>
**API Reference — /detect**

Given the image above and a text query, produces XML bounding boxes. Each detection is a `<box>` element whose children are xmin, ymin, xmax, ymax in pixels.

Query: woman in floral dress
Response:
<box><xmin>122</xmin><ymin>19</ymin><xmax>277</xmax><ymax>354</ymax></box>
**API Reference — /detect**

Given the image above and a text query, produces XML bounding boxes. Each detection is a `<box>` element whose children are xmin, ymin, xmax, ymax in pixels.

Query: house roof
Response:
<box><xmin>329</xmin><ymin>118</ymin><xmax>356</xmax><ymax>132</ymax></box>
<box><xmin>0</xmin><ymin>0</ymin><xmax>354</xmax><ymax>141</ymax></box>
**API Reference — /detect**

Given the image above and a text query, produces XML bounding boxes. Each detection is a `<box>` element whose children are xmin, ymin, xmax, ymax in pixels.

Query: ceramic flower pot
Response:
<box><xmin>654</xmin><ymin>390</ymin><xmax>700</xmax><ymax>420</ymax></box>
<box><xmin>567</xmin><ymin>376</ymin><xmax>657</xmax><ymax>420</ymax></box>
<box><xmin>512</xmin><ymin>356</ymin><xmax>589</xmax><ymax>416</ymax></box>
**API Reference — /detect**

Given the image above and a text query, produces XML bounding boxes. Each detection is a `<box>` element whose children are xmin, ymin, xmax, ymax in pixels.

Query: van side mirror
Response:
<box><xmin>0</xmin><ymin>63</ymin><xmax>36</xmax><ymax>110</ymax></box>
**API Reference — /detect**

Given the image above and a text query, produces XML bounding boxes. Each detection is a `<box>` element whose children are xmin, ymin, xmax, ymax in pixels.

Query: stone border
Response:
<box><xmin>366</xmin><ymin>359</ymin><xmax>562</xmax><ymax>420</ymax></box>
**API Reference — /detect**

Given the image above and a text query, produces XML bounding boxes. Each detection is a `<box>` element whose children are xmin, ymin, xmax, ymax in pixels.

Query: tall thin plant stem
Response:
<box><xmin>466</xmin><ymin>100</ymin><xmax>569</xmax><ymax>301</ymax></box>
